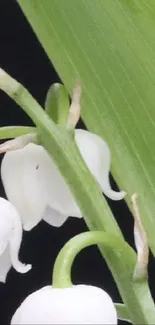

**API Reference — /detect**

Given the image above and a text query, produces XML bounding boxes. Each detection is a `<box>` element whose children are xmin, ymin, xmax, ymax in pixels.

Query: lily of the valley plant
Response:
<box><xmin>0</xmin><ymin>67</ymin><xmax>155</xmax><ymax>325</ymax></box>
<box><xmin>0</xmin><ymin>75</ymin><xmax>125</xmax><ymax>276</ymax></box>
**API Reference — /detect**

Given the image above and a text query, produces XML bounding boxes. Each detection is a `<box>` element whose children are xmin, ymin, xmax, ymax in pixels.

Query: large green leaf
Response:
<box><xmin>17</xmin><ymin>0</ymin><xmax>155</xmax><ymax>255</ymax></box>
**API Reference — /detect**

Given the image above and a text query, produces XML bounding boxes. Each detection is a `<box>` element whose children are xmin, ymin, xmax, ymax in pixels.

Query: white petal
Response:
<box><xmin>0</xmin><ymin>198</ymin><xmax>14</xmax><ymax>282</ymax></box>
<box><xmin>11</xmin><ymin>285</ymin><xmax>117</xmax><ymax>324</ymax></box>
<box><xmin>43</xmin><ymin>206</ymin><xmax>69</xmax><ymax>227</ymax></box>
<box><xmin>0</xmin><ymin>198</ymin><xmax>12</xmax><ymax>255</ymax></box>
<box><xmin>43</xmin><ymin>150</ymin><xmax>81</xmax><ymax>218</ymax></box>
<box><xmin>8</xmin><ymin>203</ymin><xmax>32</xmax><ymax>273</ymax></box>
<box><xmin>75</xmin><ymin>129</ymin><xmax>125</xmax><ymax>200</ymax></box>
<box><xmin>0</xmin><ymin>245</ymin><xmax>11</xmax><ymax>283</ymax></box>
<box><xmin>0</xmin><ymin>197</ymin><xmax>31</xmax><ymax>275</ymax></box>
<box><xmin>1</xmin><ymin>129</ymin><xmax>125</xmax><ymax>234</ymax></box>
<box><xmin>1</xmin><ymin>144</ymin><xmax>49</xmax><ymax>231</ymax></box>
<box><xmin>1</xmin><ymin>143</ymin><xmax>81</xmax><ymax>230</ymax></box>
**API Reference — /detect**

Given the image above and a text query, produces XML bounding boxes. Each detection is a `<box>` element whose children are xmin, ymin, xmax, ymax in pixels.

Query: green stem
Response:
<box><xmin>0</xmin><ymin>69</ymin><xmax>155</xmax><ymax>324</ymax></box>
<box><xmin>52</xmin><ymin>231</ymin><xmax>130</xmax><ymax>288</ymax></box>
<box><xmin>0</xmin><ymin>126</ymin><xmax>36</xmax><ymax>139</ymax></box>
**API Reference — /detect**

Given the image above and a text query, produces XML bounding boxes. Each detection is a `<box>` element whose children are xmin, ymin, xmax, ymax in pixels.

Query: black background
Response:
<box><xmin>0</xmin><ymin>1</ymin><xmax>154</xmax><ymax>324</ymax></box>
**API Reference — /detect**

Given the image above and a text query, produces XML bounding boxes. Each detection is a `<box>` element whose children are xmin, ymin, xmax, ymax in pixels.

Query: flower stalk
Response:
<box><xmin>0</xmin><ymin>126</ymin><xmax>36</xmax><ymax>140</ymax></box>
<box><xmin>0</xmin><ymin>133</ymin><xmax>38</xmax><ymax>153</ymax></box>
<box><xmin>52</xmin><ymin>231</ymin><xmax>131</xmax><ymax>288</ymax></box>
<box><xmin>66</xmin><ymin>81</ymin><xmax>81</xmax><ymax>130</ymax></box>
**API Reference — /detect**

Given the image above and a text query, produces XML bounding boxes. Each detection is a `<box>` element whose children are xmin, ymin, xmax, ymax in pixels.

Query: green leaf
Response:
<box><xmin>17</xmin><ymin>0</ymin><xmax>155</xmax><ymax>256</ymax></box>
<box><xmin>45</xmin><ymin>83</ymin><xmax>70</xmax><ymax>125</ymax></box>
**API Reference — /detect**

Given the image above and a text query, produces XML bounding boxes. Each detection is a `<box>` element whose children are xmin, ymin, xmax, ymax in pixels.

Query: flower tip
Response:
<box><xmin>23</xmin><ymin>221</ymin><xmax>37</xmax><ymax>231</ymax></box>
<box><xmin>22</xmin><ymin>263</ymin><xmax>32</xmax><ymax>273</ymax></box>
<box><xmin>15</xmin><ymin>262</ymin><xmax>32</xmax><ymax>274</ymax></box>
<box><xmin>106</xmin><ymin>189</ymin><xmax>126</xmax><ymax>201</ymax></box>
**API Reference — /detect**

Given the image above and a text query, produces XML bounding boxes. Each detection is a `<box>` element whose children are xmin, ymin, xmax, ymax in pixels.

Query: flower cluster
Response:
<box><xmin>0</xmin><ymin>128</ymin><xmax>125</xmax><ymax>281</ymax></box>
<box><xmin>0</xmin><ymin>75</ymin><xmax>126</xmax><ymax>324</ymax></box>
<box><xmin>0</xmin><ymin>128</ymin><xmax>125</xmax><ymax>324</ymax></box>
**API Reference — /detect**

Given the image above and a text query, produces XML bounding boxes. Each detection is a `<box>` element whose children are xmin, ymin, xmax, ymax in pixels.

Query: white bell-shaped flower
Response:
<box><xmin>75</xmin><ymin>129</ymin><xmax>125</xmax><ymax>200</ymax></box>
<box><xmin>0</xmin><ymin>197</ymin><xmax>31</xmax><ymax>282</ymax></box>
<box><xmin>11</xmin><ymin>285</ymin><xmax>117</xmax><ymax>324</ymax></box>
<box><xmin>1</xmin><ymin>142</ymin><xmax>79</xmax><ymax>231</ymax></box>
<box><xmin>1</xmin><ymin>129</ymin><xmax>125</xmax><ymax>231</ymax></box>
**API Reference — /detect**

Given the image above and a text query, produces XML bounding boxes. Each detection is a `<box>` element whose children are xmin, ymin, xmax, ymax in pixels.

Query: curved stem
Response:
<box><xmin>0</xmin><ymin>126</ymin><xmax>36</xmax><ymax>139</ymax></box>
<box><xmin>52</xmin><ymin>231</ymin><xmax>129</xmax><ymax>288</ymax></box>
<box><xmin>52</xmin><ymin>231</ymin><xmax>155</xmax><ymax>324</ymax></box>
